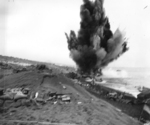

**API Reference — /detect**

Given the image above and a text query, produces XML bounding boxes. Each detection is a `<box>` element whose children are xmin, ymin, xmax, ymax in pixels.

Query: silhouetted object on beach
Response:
<box><xmin>138</xmin><ymin>89</ymin><xmax>150</xmax><ymax>100</ymax></box>
<box><xmin>36</xmin><ymin>64</ymin><xmax>49</xmax><ymax>71</ymax></box>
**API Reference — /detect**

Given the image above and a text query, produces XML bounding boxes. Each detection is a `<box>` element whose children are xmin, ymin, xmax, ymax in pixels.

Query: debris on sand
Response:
<box><xmin>0</xmin><ymin>57</ymin><xmax>142</xmax><ymax>125</ymax></box>
<box><xmin>77</xmin><ymin>102</ymin><xmax>82</xmax><ymax>105</ymax></box>
<box><xmin>0</xmin><ymin>87</ymin><xmax>72</xmax><ymax>108</ymax></box>
<box><xmin>0</xmin><ymin>87</ymin><xmax>30</xmax><ymax>106</ymax></box>
<box><xmin>59</xmin><ymin>82</ymin><xmax>67</xmax><ymax>89</ymax></box>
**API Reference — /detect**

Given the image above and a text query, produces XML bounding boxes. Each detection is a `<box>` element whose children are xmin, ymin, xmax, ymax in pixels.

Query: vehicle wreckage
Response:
<box><xmin>0</xmin><ymin>87</ymin><xmax>71</xmax><ymax>107</ymax></box>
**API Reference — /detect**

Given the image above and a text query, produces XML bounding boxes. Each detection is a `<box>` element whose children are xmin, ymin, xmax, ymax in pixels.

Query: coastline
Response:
<box><xmin>0</xmin><ymin>62</ymin><xmax>143</xmax><ymax>125</ymax></box>
<box><xmin>80</xmin><ymin>78</ymin><xmax>150</xmax><ymax>123</ymax></box>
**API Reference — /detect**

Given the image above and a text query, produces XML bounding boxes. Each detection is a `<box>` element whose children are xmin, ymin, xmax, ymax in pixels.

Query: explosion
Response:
<box><xmin>65</xmin><ymin>0</ymin><xmax>128</xmax><ymax>75</ymax></box>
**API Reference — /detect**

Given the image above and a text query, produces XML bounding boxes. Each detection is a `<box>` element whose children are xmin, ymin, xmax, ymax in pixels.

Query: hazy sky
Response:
<box><xmin>1</xmin><ymin>0</ymin><xmax>150</xmax><ymax>67</ymax></box>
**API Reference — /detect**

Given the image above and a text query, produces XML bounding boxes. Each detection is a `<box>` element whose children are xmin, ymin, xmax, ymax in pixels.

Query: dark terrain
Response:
<box><xmin>0</xmin><ymin>56</ymin><xmax>142</xmax><ymax>125</ymax></box>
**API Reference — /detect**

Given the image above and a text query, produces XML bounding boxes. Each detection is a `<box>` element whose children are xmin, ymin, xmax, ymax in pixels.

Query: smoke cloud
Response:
<box><xmin>65</xmin><ymin>0</ymin><xmax>128</xmax><ymax>74</ymax></box>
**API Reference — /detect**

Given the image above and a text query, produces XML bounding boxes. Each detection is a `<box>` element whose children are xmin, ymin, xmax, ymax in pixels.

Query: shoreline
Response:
<box><xmin>0</xmin><ymin>62</ymin><xmax>144</xmax><ymax>124</ymax></box>
<box><xmin>87</xmin><ymin>87</ymin><xmax>143</xmax><ymax>120</ymax></box>
<box><xmin>79</xmin><ymin>79</ymin><xmax>145</xmax><ymax>121</ymax></box>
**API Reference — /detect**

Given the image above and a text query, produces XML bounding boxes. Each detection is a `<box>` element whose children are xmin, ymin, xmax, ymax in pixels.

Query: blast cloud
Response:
<box><xmin>65</xmin><ymin>0</ymin><xmax>128</xmax><ymax>74</ymax></box>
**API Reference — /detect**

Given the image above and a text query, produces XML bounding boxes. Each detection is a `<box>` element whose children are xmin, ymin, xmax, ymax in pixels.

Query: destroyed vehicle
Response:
<box><xmin>57</xmin><ymin>94</ymin><xmax>71</xmax><ymax>102</ymax></box>
<box><xmin>47</xmin><ymin>92</ymin><xmax>57</xmax><ymax>97</ymax></box>
<box><xmin>30</xmin><ymin>92</ymin><xmax>47</xmax><ymax>104</ymax></box>
<box><xmin>107</xmin><ymin>92</ymin><xmax>118</xmax><ymax>99</ymax></box>
<box><xmin>0</xmin><ymin>87</ymin><xmax>30</xmax><ymax>101</ymax></box>
<box><xmin>119</xmin><ymin>99</ymin><xmax>135</xmax><ymax>105</ymax></box>
<box><xmin>46</xmin><ymin>92</ymin><xmax>58</xmax><ymax>101</ymax></box>
<box><xmin>61</xmin><ymin>95</ymin><xmax>71</xmax><ymax>102</ymax></box>
<box><xmin>66</xmin><ymin>72</ymin><xmax>78</xmax><ymax>79</ymax></box>
<box><xmin>36</xmin><ymin>64</ymin><xmax>49</xmax><ymax>71</ymax></box>
<box><xmin>13</xmin><ymin>68</ymin><xmax>27</xmax><ymax>73</ymax></box>
<box><xmin>123</xmin><ymin>93</ymin><xmax>136</xmax><ymax>100</ymax></box>
<box><xmin>138</xmin><ymin>90</ymin><xmax>150</xmax><ymax>100</ymax></box>
<box><xmin>46</xmin><ymin>92</ymin><xmax>71</xmax><ymax>102</ymax></box>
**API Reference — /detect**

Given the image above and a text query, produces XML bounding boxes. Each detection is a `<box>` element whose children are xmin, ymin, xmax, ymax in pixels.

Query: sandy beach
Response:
<box><xmin>0</xmin><ymin>63</ymin><xmax>143</xmax><ymax>125</ymax></box>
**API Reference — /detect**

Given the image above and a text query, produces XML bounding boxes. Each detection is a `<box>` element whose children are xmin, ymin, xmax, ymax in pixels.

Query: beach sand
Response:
<box><xmin>0</xmin><ymin>67</ymin><xmax>142</xmax><ymax>125</ymax></box>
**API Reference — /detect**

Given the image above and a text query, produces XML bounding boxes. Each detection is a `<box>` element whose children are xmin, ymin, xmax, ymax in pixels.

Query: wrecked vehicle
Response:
<box><xmin>0</xmin><ymin>87</ymin><xmax>30</xmax><ymax>106</ymax></box>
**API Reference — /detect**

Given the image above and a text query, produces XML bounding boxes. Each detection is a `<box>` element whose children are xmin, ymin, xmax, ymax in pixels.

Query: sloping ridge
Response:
<box><xmin>0</xmin><ymin>71</ymin><xmax>142</xmax><ymax>125</ymax></box>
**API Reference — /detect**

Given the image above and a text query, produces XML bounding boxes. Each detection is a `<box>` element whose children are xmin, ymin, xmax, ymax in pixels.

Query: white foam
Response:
<box><xmin>95</xmin><ymin>80</ymin><xmax>106</xmax><ymax>84</ymax></box>
<box><xmin>8</xmin><ymin>61</ymin><xmax>31</xmax><ymax>66</ymax></box>
<box><xmin>102</xmin><ymin>68</ymin><xmax>128</xmax><ymax>78</ymax></box>
<box><xmin>107</xmin><ymin>84</ymin><xmax>141</xmax><ymax>98</ymax></box>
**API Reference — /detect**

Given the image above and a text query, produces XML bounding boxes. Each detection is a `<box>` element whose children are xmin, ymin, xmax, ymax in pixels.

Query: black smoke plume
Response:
<box><xmin>65</xmin><ymin>0</ymin><xmax>129</xmax><ymax>74</ymax></box>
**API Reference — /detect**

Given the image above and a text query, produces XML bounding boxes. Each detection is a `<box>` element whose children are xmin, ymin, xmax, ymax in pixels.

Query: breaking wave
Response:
<box><xmin>102</xmin><ymin>68</ymin><xmax>128</xmax><ymax>78</ymax></box>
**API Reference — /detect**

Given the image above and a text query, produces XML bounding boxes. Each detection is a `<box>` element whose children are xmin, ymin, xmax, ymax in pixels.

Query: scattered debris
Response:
<box><xmin>0</xmin><ymin>87</ymin><xmax>72</xmax><ymax>107</ymax></box>
<box><xmin>59</xmin><ymin>82</ymin><xmax>67</xmax><ymax>89</ymax></box>
<box><xmin>115</xmin><ymin>108</ymin><xmax>121</xmax><ymax>112</ymax></box>
<box><xmin>61</xmin><ymin>95</ymin><xmax>71</xmax><ymax>102</ymax></box>
<box><xmin>107</xmin><ymin>92</ymin><xmax>117</xmax><ymax>98</ymax></box>
<box><xmin>36</xmin><ymin>64</ymin><xmax>49</xmax><ymax>71</ymax></box>
<box><xmin>66</xmin><ymin>72</ymin><xmax>78</xmax><ymax>79</ymax></box>
<box><xmin>53</xmin><ymin>101</ymin><xmax>57</xmax><ymax>104</ymax></box>
<box><xmin>77</xmin><ymin>102</ymin><xmax>82</xmax><ymax>105</ymax></box>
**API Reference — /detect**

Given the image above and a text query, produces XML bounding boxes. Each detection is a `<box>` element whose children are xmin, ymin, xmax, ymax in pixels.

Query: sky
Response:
<box><xmin>0</xmin><ymin>0</ymin><xmax>150</xmax><ymax>67</ymax></box>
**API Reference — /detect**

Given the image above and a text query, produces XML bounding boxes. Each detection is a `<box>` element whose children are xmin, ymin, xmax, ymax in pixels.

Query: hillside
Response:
<box><xmin>0</xmin><ymin>55</ymin><xmax>142</xmax><ymax>125</ymax></box>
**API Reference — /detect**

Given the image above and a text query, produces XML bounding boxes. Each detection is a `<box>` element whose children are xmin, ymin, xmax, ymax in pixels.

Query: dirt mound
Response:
<box><xmin>0</xmin><ymin>70</ymin><xmax>142</xmax><ymax>125</ymax></box>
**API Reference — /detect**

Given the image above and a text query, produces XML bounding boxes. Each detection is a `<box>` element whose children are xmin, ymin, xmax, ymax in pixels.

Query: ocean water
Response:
<box><xmin>101</xmin><ymin>67</ymin><xmax>150</xmax><ymax>97</ymax></box>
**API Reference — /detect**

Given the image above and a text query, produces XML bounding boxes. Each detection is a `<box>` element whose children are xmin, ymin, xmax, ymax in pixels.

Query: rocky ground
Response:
<box><xmin>0</xmin><ymin>62</ymin><xmax>143</xmax><ymax>125</ymax></box>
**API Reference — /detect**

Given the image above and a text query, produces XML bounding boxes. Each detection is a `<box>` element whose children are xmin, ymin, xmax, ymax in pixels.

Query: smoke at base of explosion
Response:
<box><xmin>65</xmin><ymin>0</ymin><xmax>129</xmax><ymax>74</ymax></box>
